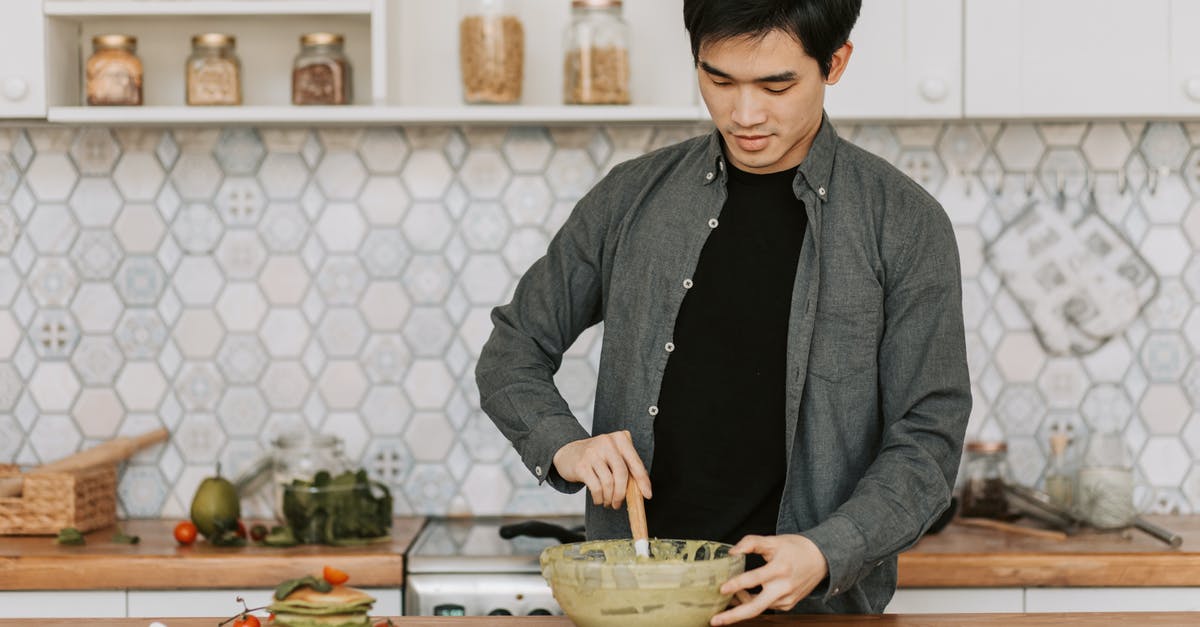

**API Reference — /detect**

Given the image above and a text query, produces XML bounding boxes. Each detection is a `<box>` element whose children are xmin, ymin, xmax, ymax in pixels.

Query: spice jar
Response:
<box><xmin>563</xmin><ymin>0</ymin><xmax>631</xmax><ymax>104</ymax></box>
<box><xmin>292</xmin><ymin>32</ymin><xmax>352</xmax><ymax>105</ymax></box>
<box><xmin>459</xmin><ymin>0</ymin><xmax>525</xmax><ymax>104</ymax></box>
<box><xmin>270</xmin><ymin>432</ymin><xmax>351</xmax><ymax>521</ymax></box>
<box><xmin>86</xmin><ymin>35</ymin><xmax>143</xmax><ymax>106</ymax></box>
<box><xmin>186</xmin><ymin>33</ymin><xmax>242</xmax><ymax>106</ymax></box>
<box><xmin>1076</xmin><ymin>430</ymin><xmax>1135</xmax><ymax>529</ymax></box>
<box><xmin>959</xmin><ymin>440</ymin><xmax>1010</xmax><ymax>519</ymax></box>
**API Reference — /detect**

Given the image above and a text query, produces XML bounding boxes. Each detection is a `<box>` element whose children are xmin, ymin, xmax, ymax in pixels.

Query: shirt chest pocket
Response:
<box><xmin>807</xmin><ymin>306</ymin><xmax>882</xmax><ymax>383</ymax></box>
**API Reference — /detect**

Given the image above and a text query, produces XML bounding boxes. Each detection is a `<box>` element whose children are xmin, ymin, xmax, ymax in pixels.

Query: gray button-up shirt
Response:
<box><xmin>476</xmin><ymin>114</ymin><xmax>971</xmax><ymax>613</ymax></box>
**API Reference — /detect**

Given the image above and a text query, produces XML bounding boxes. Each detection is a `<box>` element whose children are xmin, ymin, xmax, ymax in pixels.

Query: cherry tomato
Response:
<box><xmin>173</xmin><ymin>521</ymin><xmax>197</xmax><ymax>545</ymax></box>
<box><xmin>250</xmin><ymin>524</ymin><xmax>268</xmax><ymax>542</ymax></box>
<box><xmin>323</xmin><ymin>565</ymin><xmax>350</xmax><ymax>585</ymax></box>
<box><xmin>235</xmin><ymin>520</ymin><xmax>247</xmax><ymax>538</ymax></box>
<box><xmin>232</xmin><ymin>615</ymin><xmax>261</xmax><ymax>627</ymax></box>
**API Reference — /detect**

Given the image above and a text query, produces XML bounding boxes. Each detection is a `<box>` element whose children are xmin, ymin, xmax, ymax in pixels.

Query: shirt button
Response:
<box><xmin>683</xmin><ymin>279</ymin><xmax>693</xmax><ymax>289</ymax></box>
<box><xmin>648</xmin><ymin>405</ymin><xmax>659</xmax><ymax>416</ymax></box>
<box><xmin>535</xmin><ymin>465</ymin><xmax>543</xmax><ymax>476</ymax></box>
<box><xmin>833</xmin><ymin>587</ymin><xmax>840</xmax><ymax>595</ymax></box>
<box><xmin>818</xmin><ymin>186</ymin><xmax>827</xmax><ymax>197</ymax></box>
<box><xmin>708</xmin><ymin>218</ymin><xmax>719</xmax><ymax>228</ymax></box>
<box><xmin>664</xmin><ymin>342</ymin><xmax>675</xmax><ymax>352</ymax></box>
<box><xmin>705</xmin><ymin>171</ymin><xmax>714</xmax><ymax>181</ymax></box>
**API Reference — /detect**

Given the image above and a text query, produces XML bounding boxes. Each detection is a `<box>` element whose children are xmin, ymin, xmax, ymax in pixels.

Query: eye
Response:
<box><xmin>765</xmin><ymin>86</ymin><xmax>792</xmax><ymax>94</ymax></box>
<box><xmin>710</xmin><ymin>79</ymin><xmax>732</xmax><ymax>87</ymax></box>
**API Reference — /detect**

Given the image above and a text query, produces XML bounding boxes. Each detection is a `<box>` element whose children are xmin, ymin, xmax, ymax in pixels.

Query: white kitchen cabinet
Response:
<box><xmin>965</xmin><ymin>0</ymin><xmax>1178</xmax><ymax>118</ymax></box>
<box><xmin>826</xmin><ymin>0</ymin><xmax>963</xmax><ymax>120</ymax></box>
<box><xmin>126</xmin><ymin>588</ymin><xmax>403</xmax><ymax>617</ymax></box>
<box><xmin>884</xmin><ymin>588</ymin><xmax>1024</xmax><ymax>613</ymax></box>
<box><xmin>1024</xmin><ymin>587</ymin><xmax>1200</xmax><ymax>612</ymax></box>
<box><xmin>0</xmin><ymin>0</ymin><xmax>47</xmax><ymax>118</ymax></box>
<box><xmin>1167</xmin><ymin>0</ymin><xmax>1200</xmax><ymax>114</ymax></box>
<box><xmin>0</xmin><ymin>591</ymin><xmax>126</xmax><ymax>618</ymax></box>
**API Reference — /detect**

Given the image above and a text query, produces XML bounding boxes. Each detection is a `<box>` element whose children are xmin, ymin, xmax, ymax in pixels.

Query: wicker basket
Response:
<box><xmin>0</xmin><ymin>463</ymin><xmax>118</xmax><ymax>535</ymax></box>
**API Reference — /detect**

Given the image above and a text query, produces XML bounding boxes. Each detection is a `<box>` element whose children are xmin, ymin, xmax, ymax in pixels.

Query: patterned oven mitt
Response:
<box><xmin>985</xmin><ymin>198</ymin><xmax>1158</xmax><ymax>356</ymax></box>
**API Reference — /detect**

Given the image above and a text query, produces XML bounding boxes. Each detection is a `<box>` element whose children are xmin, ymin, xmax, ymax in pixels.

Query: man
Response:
<box><xmin>476</xmin><ymin>0</ymin><xmax>970</xmax><ymax>622</ymax></box>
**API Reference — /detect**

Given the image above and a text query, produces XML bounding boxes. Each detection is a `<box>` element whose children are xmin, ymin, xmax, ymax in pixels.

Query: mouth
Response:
<box><xmin>731</xmin><ymin>133</ymin><xmax>771</xmax><ymax>152</ymax></box>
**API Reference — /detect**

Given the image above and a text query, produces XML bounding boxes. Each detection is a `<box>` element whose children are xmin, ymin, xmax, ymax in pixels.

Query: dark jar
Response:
<box><xmin>959</xmin><ymin>440</ymin><xmax>1011</xmax><ymax>519</ymax></box>
<box><xmin>292</xmin><ymin>32</ymin><xmax>352</xmax><ymax>105</ymax></box>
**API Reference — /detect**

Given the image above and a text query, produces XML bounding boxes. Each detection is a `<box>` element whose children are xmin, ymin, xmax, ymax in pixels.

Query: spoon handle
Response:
<box><xmin>626</xmin><ymin>480</ymin><xmax>650</xmax><ymax>556</ymax></box>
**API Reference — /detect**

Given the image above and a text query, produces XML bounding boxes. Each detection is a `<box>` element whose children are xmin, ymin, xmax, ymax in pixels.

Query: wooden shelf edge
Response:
<box><xmin>45</xmin><ymin>105</ymin><xmax>711</xmax><ymax>125</ymax></box>
<box><xmin>43</xmin><ymin>0</ymin><xmax>375</xmax><ymax>17</ymax></box>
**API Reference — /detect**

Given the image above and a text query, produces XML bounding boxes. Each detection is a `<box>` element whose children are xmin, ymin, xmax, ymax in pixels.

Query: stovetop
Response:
<box><xmin>406</xmin><ymin>516</ymin><xmax>586</xmax><ymax>574</ymax></box>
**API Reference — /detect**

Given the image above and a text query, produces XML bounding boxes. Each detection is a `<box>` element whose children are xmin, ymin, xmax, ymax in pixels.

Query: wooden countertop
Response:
<box><xmin>898</xmin><ymin>514</ymin><xmax>1198</xmax><ymax>587</ymax></box>
<box><xmin>2</xmin><ymin>615</ymin><xmax>1199</xmax><ymax>626</ymax></box>
<box><xmin>0</xmin><ymin>517</ymin><xmax>425</xmax><ymax>591</ymax></box>
<box><xmin>2</xmin><ymin>515</ymin><xmax>1197</xmax><ymax>591</ymax></box>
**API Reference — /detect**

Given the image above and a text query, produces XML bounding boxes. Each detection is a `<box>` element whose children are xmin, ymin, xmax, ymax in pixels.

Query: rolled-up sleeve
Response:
<box><xmin>475</xmin><ymin>165</ymin><xmax>625</xmax><ymax>493</ymax></box>
<box><xmin>801</xmin><ymin>197</ymin><xmax>971</xmax><ymax>599</ymax></box>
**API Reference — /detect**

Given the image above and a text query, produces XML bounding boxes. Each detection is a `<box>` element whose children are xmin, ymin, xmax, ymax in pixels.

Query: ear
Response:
<box><xmin>824</xmin><ymin>41</ymin><xmax>854</xmax><ymax>85</ymax></box>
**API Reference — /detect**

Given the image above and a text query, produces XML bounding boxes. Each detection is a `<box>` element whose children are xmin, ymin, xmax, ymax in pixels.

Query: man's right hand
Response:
<box><xmin>552</xmin><ymin>430</ymin><xmax>652</xmax><ymax>509</ymax></box>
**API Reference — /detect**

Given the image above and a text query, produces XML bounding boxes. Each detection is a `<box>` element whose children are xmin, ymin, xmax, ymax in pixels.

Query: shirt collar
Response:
<box><xmin>702</xmin><ymin>111</ymin><xmax>839</xmax><ymax>202</ymax></box>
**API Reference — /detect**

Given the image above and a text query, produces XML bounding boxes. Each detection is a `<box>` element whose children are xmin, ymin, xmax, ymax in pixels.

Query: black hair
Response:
<box><xmin>683</xmin><ymin>0</ymin><xmax>863</xmax><ymax>78</ymax></box>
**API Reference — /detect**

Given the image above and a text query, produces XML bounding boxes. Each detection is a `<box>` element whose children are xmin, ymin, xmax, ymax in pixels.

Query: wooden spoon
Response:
<box><xmin>626</xmin><ymin>479</ymin><xmax>650</xmax><ymax>558</ymax></box>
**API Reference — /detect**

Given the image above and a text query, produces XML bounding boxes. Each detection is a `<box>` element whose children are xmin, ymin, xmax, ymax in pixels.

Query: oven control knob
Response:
<box><xmin>528</xmin><ymin>609</ymin><xmax>552</xmax><ymax>615</ymax></box>
<box><xmin>433</xmin><ymin>604</ymin><xmax>466</xmax><ymax>616</ymax></box>
<box><xmin>488</xmin><ymin>609</ymin><xmax>513</xmax><ymax>616</ymax></box>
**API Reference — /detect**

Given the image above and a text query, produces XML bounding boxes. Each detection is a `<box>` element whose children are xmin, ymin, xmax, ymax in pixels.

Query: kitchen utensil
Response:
<box><xmin>1006</xmin><ymin>482</ymin><xmax>1182</xmax><ymax>547</ymax></box>
<box><xmin>956</xmin><ymin>516</ymin><xmax>1069</xmax><ymax>541</ymax></box>
<box><xmin>626</xmin><ymin>480</ymin><xmax>649</xmax><ymax>558</ymax></box>
<box><xmin>0</xmin><ymin>428</ymin><xmax>168</xmax><ymax>498</ymax></box>
<box><xmin>540</xmin><ymin>537</ymin><xmax>744</xmax><ymax>627</ymax></box>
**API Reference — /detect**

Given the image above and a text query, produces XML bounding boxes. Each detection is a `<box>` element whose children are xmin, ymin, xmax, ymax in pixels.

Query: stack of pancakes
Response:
<box><xmin>268</xmin><ymin>584</ymin><xmax>376</xmax><ymax>627</ymax></box>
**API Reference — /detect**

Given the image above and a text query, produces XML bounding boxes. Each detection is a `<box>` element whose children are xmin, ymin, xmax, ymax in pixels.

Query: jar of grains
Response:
<box><xmin>563</xmin><ymin>0</ymin><xmax>630</xmax><ymax>104</ymax></box>
<box><xmin>292</xmin><ymin>32</ymin><xmax>352</xmax><ymax>105</ymax></box>
<box><xmin>459</xmin><ymin>0</ymin><xmax>525</xmax><ymax>104</ymax></box>
<box><xmin>186</xmin><ymin>33</ymin><xmax>242</xmax><ymax>106</ymax></box>
<box><xmin>86</xmin><ymin>34</ymin><xmax>143</xmax><ymax>106</ymax></box>
<box><xmin>958</xmin><ymin>440</ymin><xmax>1011</xmax><ymax>519</ymax></box>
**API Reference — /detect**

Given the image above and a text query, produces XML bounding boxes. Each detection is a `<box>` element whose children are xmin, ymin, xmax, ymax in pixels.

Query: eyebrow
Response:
<box><xmin>699</xmin><ymin>61</ymin><xmax>797</xmax><ymax>83</ymax></box>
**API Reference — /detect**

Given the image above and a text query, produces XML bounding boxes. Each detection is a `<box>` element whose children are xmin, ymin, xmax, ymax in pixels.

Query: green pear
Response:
<box><xmin>190</xmin><ymin>465</ymin><xmax>240</xmax><ymax>539</ymax></box>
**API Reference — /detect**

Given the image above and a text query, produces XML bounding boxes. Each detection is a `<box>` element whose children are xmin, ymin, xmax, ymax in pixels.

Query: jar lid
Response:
<box><xmin>273</xmin><ymin>432</ymin><xmax>342</xmax><ymax>450</ymax></box>
<box><xmin>93</xmin><ymin>34</ymin><xmax>136</xmax><ymax>49</ymax></box>
<box><xmin>966</xmin><ymin>440</ymin><xmax>1007</xmax><ymax>453</ymax></box>
<box><xmin>572</xmin><ymin>0</ymin><xmax>622</xmax><ymax>7</ymax></box>
<box><xmin>192</xmin><ymin>33</ymin><xmax>235</xmax><ymax>48</ymax></box>
<box><xmin>301</xmin><ymin>32</ymin><xmax>344</xmax><ymax>46</ymax></box>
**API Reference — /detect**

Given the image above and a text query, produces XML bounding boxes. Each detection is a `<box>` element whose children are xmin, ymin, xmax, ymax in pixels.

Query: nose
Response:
<box><xmin>730</xmin><ymin>87</ymin><xmax>768</xmax><ymax>129</ymax></box>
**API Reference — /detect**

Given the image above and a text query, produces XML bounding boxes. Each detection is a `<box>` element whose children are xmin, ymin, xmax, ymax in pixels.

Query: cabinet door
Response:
<box><xmin>825</xmin><ymin>0</ymin><xmax>963</xmax><ymax>120</ymax></box>
<box><xmin>965</xmin><ymin>0</ymin><xmax>1170</xmax><ymax>117</ymax></box>
<box><xmin>0</xmin><ymin>0</ymin><xmax>46</xmax><ymax>118</ymax></box>
<box><xmin>1168</xmin><ymin>0</ymin><xmax>1200</xmax><ymax>114</ymax></box>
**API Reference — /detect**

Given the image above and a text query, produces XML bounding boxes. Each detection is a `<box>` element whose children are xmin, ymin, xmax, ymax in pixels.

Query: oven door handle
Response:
<box><xmin>498</xmin><ymin>521</ymin><xmax>585</xmax><ymax>544</ymax></box>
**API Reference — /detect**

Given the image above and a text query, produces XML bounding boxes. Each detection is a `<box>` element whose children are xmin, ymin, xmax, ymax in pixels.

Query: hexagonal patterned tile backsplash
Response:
<box><xmin>3</xmin><ymin>121</ymin><xmax>1200</xmax><ymax>520</ymax></box>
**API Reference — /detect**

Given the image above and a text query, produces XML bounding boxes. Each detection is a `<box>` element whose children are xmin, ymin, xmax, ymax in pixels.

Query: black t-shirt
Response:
<box><xmin>647</xmin><ymin>158</ymin><xmax>808</xmax><ymax>558</ymax></box>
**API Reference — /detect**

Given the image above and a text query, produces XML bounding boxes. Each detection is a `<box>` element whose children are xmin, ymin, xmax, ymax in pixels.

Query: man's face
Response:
<box><xmin>697</xmin><ymin>29</ymin><xmax>851</xmax><ymax>174</ymax></box>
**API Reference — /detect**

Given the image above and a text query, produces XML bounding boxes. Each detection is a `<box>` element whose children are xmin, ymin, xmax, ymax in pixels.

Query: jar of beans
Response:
<box><xmin>563</xmin><ymin>0</ymin><xmax>630</xmax><ymax>105</ymax></box>
<box><xmin>459</xmin><ymin>0</ymin><xmax>525</xmax><ymax>104</ymax></box>
<box><xmin>292</xmin><ymin>32</ymin><xmax>352</xmax><ymax>105</ymax></box>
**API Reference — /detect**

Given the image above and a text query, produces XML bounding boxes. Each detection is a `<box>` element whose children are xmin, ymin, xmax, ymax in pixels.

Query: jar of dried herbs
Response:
<box><xmin>563</xmin><ymin>0</ymin><xmax>631</xmax><ymax>105</ymax></box>
<box><xmin>86</xmin><ymin>34</ymin><xmax>143</xmax><ymax>106</ymax></box>
<box><xmin>459</xmin><ymin>0</ymin><xmax>525</xmax><ymax>104</ymax></box>
<box><xmin>186</xmin><ymin>33</ymin><xmax>242</xmax><ymax>106</ymax></box>
<box><xmin>959</xmin><ymin>440</ymin><xmax>1011</xmax><ymax>519</ymax></box>
<box><xmin>292</xmin><ymin>32</ymin><xmax>352</xmax><ymax>105</ymax></box>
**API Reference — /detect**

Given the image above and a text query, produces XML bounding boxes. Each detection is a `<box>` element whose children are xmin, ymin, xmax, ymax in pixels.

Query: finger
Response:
<box><xmin>617</xmin><ymin>430</ymin><xmax>653</xmax><ymax>498</ymax></box>
<box><xmin>582</xmin><ymin>467</ymin><xmax>604</xmax><ymax>507</ymax></box>
<box><xmin>610</xmin><ymin>458</ymin><xmax>630</xmax><ymax>510</ymax></box>
<box><xmin>719</xmin><ymin>563</ymin><xmax>774</xmax><ymax>596</ymax></box>
<box><xmin>730</xmin><ymin>534</ymin><xmax>769</xmax><ymax>556</ymax></box>
<box><xmin>710</xmin><ymin>586</ymin><xmax>776</xmax><ymax>626</ymax></box>
<box><xmin>735</xmin><ymin>590</ymin><xmax>753</xmax><ymax>606</ymax></box>
<box><xmin>591</xmin><ymin>460</ymin><xmax>614</xmax><ymax>508</ymax></box>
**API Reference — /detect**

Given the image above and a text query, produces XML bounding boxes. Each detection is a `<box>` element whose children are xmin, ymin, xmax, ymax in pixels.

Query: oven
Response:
<box><xmin>403</xmin><ymin>516</ymin><xmax>584</xmax><ymax>617</ymax></box>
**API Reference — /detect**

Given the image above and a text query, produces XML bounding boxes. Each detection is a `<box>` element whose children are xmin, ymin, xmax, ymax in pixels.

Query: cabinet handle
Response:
<box><xmin>1185</xmin><ymin>77</ymin><xmax>1200</xmax><ymax>103</ymax></box>
<box><xmin>2</xmin><ymin>78</ymin><xmax>28</xmax><ymax>102</ymax></box>
<box><xmin>919</xmin><ymin>78</ymin><xmax>948</xmax><ymax>103</ymax></box>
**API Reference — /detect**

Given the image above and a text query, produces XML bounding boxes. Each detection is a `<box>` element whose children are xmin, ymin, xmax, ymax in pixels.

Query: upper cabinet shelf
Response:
<box><xmin>42</xmin><ymin>1</ymin><xmax>375</xmax><ymax>17</ymax></box>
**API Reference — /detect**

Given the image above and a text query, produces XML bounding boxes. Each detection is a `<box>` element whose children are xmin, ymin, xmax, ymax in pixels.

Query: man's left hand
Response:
<box><xmin>709</xmin><ymin>534</ymin><xmax>828</xmax><ymax>626</ymax></box>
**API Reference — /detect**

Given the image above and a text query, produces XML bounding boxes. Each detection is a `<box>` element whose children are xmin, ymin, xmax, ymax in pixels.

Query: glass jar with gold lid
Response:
<box><xmin>86</xmin><ymin>34</ymin><xmax>143</xmax><ymax>106</ymax></box>
<box><xmin>959</xmin><ymin>440</ymin><xmax>1011</xmax><ymax>519</ymax></box>
<box><xmin>186</xmin><ymin>33</ymin><xmax>242</xmax><ymax>106</ymax></box>
<box><xmin>292</xmin><ymin>32</ymin><xmax>352</xmax><ymax>105</ymax></box>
